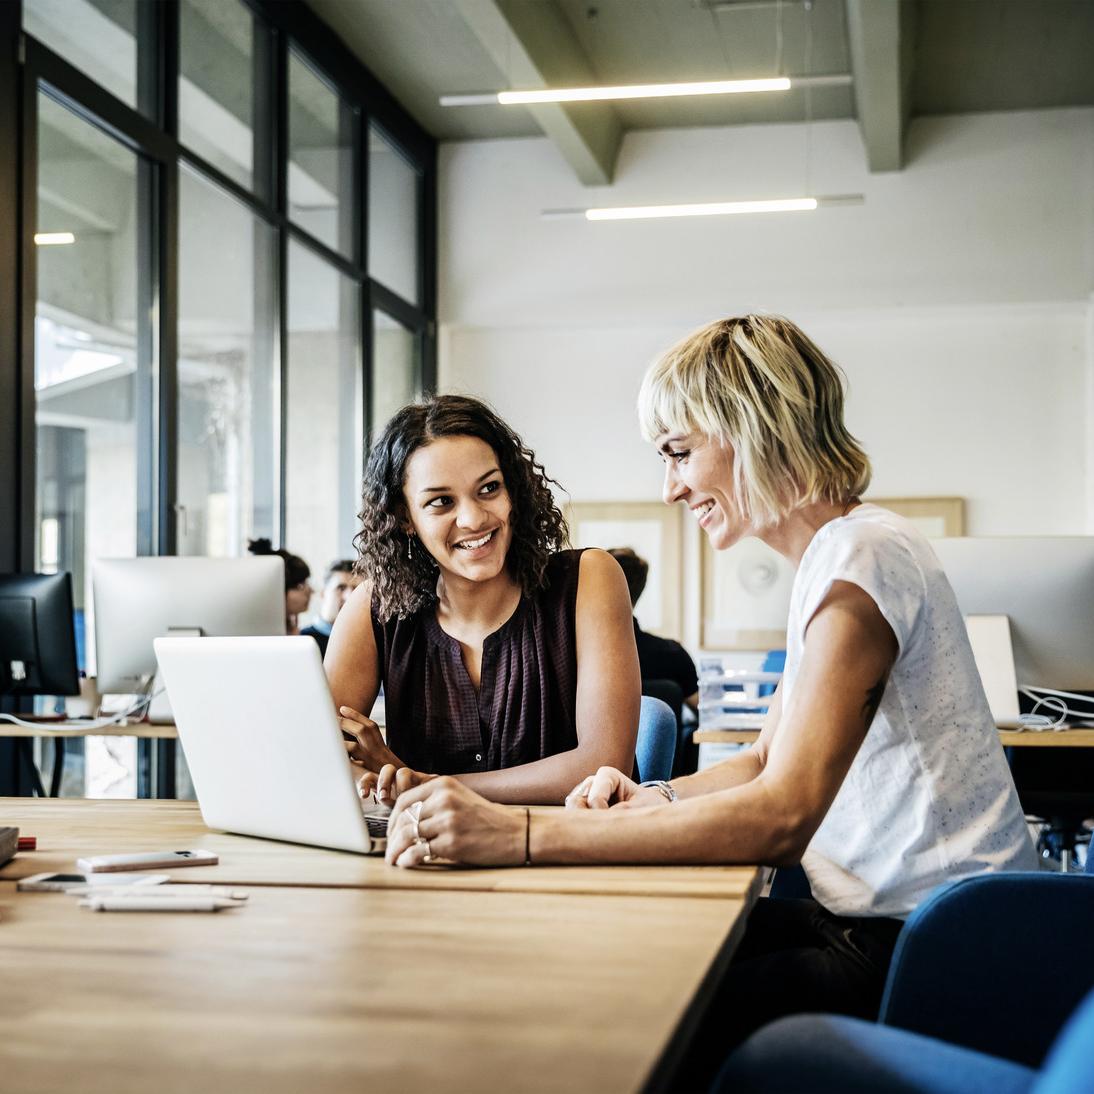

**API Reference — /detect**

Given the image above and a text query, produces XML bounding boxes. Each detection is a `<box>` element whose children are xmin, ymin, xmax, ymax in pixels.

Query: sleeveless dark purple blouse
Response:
<box><xmin>372</xmin><ymin>549</ymin><xmax>585</xmax><ymax>776</ymax></box>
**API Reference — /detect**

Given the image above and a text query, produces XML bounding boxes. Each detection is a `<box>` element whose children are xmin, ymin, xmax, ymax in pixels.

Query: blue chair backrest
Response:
<box><xmin>636</xmin><ymin>695</ymin><xmax>676</xmax><ymax>783</ymax></box>
<box><xmin>880</xmin><ymin>872</ymin><xmax>1094</xmax><ymax>1068</ymax></box>
<box><xmin>758</xmin><ymin>649</ymin><xmax>786</xmax><ymax>697</ymax></box>
<box><xmin>1035</xmin><ymin>985</ymin><xmax>1094</xmax><ymax>1094</ymax></box>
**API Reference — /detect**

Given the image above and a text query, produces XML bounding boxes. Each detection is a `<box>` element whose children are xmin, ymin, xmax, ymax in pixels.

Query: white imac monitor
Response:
<box><xmin>92</xmin><ymin>557</ymin><xmax>286</xmax><ymax>694</ymax></box>
<box><xmin>930</xmin><ymin>537</ymin><xmax>1094</xmax><ymax>691</ymax></box>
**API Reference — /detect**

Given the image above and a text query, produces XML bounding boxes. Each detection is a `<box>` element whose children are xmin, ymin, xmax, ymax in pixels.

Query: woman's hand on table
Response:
<box><xmin>565</xmin><ymin>767</ymin><xmax>664</xmax><ymax>810</ymax></box>
<box><xmin>385</xmin><ymin>777</ymin><xmax>526</xmax><ymax>868</ymax></box>
<box><xmin>357</xmin><ymin>763</ymin><xmax>435</xmax><ymax>806</ymax></box>
<box><xmin>340</xmin><ymin>706</ymin><xmax>403</xmax><ymax>772</ymax></box>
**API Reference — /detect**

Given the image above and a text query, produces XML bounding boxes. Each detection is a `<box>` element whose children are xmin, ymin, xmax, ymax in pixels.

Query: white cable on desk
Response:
<box><xmin>0</xmin><ymin>690</ymin><xmax>166</xmax><ymax>732</ymax></box>
<box><xmin>1015</xmin><ymin>685</ymin><xmax>1094</xmax><ymax>731</ymax></box>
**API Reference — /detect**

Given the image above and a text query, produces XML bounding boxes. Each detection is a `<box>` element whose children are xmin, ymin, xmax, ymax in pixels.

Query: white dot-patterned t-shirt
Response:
<box><xmin>786</xmin><ymin>504</ymin><xmax>1036</xmax><ymax>918</ymax></box>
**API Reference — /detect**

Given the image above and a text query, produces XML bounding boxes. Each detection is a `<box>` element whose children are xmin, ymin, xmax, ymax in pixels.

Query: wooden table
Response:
<box><xmin>0</xmin><ymin>880</ymin><xmax>752</xmax><ymax>1094</ymax></box>
<box><xmin>695</xmin><ymin>727</ymin><xmax>1094</xmax><ymax>748</ymax></box>
<box><xmin>0</xmin><ymin>798</ymin><xmax>762</xmax><ymax>901</ymax></box>
<box><xmin>0</xmin><ymin>798</ymin><xmax>762</xmax><ymax>1094</ymax></box>
<box><xmin>0</xmin><ymin>720</ymin><xmax>177</xmax><ymax>739</ymax></box>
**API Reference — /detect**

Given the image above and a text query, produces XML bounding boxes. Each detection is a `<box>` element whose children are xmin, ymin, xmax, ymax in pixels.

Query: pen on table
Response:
<box><xmin>71</xmin><ymin>885</ymin><xmax>249</xmax><ymax>899</ymax></box>
<box><xmin>80</xmin><ymin>897</ymin><xmax>244</xmax><ymax>912</ymax></box>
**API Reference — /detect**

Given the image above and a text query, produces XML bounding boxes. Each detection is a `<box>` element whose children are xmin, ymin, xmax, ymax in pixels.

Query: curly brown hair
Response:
<box><xmin>355</xmin><ymin>395</ymin><xmax>569</xmax><ymax>621</ymax></box>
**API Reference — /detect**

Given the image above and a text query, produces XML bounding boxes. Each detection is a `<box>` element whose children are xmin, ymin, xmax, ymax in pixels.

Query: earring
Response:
<box><xmin>407</xmin><ymin>534</ymin><xmax>413</xmax><ymax>561</ymax></box>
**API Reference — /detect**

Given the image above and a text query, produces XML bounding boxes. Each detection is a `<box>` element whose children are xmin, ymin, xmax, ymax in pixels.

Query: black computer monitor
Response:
<box><xmin>0</xmin><ymin>572</ymin><xmax>81</xmax><ymax>697</ymax></box>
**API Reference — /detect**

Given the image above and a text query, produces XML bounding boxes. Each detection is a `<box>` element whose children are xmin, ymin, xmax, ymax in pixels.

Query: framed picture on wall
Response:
<box><xmin>865</xmin><ymin>496</ymin><xmax>965</xmax><ymax>537</ymax></box>
<box><xmin>699</xmin><ymin>497</ymin><xmax>967</xmax><ymax>651</ymax></box>
<box><xmin>701</xmin><ymin>536</ymin><xmax>794</xmax><ymax>651</ymax></box>
<box><xmin>567</xmin><ymin>501</ymin><xmax>683</xmax><ymax>641</ymax></box>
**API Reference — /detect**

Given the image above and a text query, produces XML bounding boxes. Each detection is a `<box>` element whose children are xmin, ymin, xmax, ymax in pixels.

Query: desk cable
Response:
<box><xmin>0</xmin><ymin>689</ymin><xmax>166</xmax><ymax>732</ymax></box>
<box><xmin>1015</xmin><ymin>686</ymin><xmax>1094</xmax><ymax>731</ymax></box>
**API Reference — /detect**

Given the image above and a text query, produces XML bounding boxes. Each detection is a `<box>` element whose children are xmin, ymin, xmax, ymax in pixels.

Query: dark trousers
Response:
<box><xmin>670</xmin><ymin>897</ymin><xmax>904</xmax><ymax>1092</ymax></box>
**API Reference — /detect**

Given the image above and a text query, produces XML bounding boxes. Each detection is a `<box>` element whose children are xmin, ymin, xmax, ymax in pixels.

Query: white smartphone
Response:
<box><xmin>76</xmin><ymin>849</ymin><xmax>219</xmax><ymax>873</ymax></box>
<box><xmin>17</xmin><ymin>872</ymin><xmax>169</xmax><ymax>892</ymax></box>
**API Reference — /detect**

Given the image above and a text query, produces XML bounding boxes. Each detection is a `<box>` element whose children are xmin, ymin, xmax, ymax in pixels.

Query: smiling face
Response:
<box><xmin>402</xmin><ymin>435</ymin><xmax>514</xmax><ymax>586</ymax></box>
<box><xmin>657</xmin><ymin>431</ymin><xmax>748</xmax><ymax>551</ymax></box>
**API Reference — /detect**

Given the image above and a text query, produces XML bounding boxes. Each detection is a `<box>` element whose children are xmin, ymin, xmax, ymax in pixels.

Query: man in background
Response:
<box><xmin>608</xmin><ymin>547</ymin><xmax>700</xmax><ymax>774</ymax></box>
<box><xmin>302</xmin><ymin>559</ymin><xmax>362</xmax><ymax>658</ymax></box>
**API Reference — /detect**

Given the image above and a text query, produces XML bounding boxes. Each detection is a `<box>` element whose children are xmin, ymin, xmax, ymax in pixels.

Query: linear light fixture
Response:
<box><xmin>542</xmin><ymin>194</ymin><xmax>863</xmax><ymax>222</ymax></box>
<box><xmin>441</xmin><ymin>73</ymin><xmax>850</xmax><ymax>107</ymax></box>
<box><xmin>34</xmin><ymin>231</ymin><xmax>76</xmax><ymax>245</ymax></box>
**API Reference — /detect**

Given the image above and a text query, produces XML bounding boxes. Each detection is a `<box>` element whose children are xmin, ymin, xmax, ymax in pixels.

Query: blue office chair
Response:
<box><xmin>636</xmin><ymin>695</ymin><xmax>676</xmax><ymax>783</ymax></box>
<box><xmin>878</xmin><ymin>872</ymin><xmax>1094</xmax><ymax>1067</ymax></box>
<box><xmin>717</xmin><ymin>871</ymin><xmax>1094</xmax><ymax>1092</ymax></box>
<box><xmin>715</xmin><ymin>983</ymin><xmax>1094</xmax><ymax>1094</ymax></box>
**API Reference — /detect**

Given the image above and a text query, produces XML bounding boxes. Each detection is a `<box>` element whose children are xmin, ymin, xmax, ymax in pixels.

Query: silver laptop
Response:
<box><xmin>153</xmin><ymin>636</ymin><xmax>388</xmax><ymax>854</ymax></box>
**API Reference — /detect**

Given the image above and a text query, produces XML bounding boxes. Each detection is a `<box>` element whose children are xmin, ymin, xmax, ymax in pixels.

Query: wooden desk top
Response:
<box><xmin>0</xmin><ymin>798</ymin><xmax>762</xmax><ymax>901</ymax></box>
<box><xmin>0</xmin><ymin>879</ymin><xmax>754</xmax><ymax>1094</ymax></box>
<box><xmin>0</xmin><ymin>720</ymin><xmax>178</xmax><ymax>739</ymax></box>
<box><xmin>695</xmin><ymin>727</ymin><xmax>1094</xmax><ymax>748</ymax></box>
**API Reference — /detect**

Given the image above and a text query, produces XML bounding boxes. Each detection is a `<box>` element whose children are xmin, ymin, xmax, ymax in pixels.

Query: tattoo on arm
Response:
<box><xmin>863</xmin><ymin>676</ymin><xmax>888</xmax><ymax>727</ymax></box>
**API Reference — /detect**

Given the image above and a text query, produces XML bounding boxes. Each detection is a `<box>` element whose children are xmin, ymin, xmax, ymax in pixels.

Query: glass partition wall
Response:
<box><xmin>5</xmin><ymin>0</ymin><xmax>436</xmax><ymax>798</ymax></box>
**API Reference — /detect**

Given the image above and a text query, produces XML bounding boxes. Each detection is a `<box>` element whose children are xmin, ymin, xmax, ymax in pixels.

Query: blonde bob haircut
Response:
<box><xmin>638</xmin><ymin>314</ymin><xmax>871</xmax><ymax>528</ymax></box>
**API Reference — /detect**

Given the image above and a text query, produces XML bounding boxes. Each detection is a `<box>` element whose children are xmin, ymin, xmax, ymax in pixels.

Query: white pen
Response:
<box><xmin>72</xmin><ymin>885</ymin><xmax>249</xmax><ymax>900</ymax></box>
<box><xmin>80</xmin><ymin>897</ymin><xmax>243</xmax><ymax>912</ymax></box>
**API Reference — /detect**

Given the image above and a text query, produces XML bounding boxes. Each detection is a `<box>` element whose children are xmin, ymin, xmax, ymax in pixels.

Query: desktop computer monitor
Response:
<box><xmin>0</xmin><ymin>572</ymin><xmax>81</xmax><ymax>697</ymax></box>
<box><xmin>92</xmin><ymin>557</ymin><xmax>286</xmax><ymax>694</ymax></box>
<box><xmin>930</xmin><ymin>536</ymin><xmax>1094</xmax><ymax>691</ymax></box>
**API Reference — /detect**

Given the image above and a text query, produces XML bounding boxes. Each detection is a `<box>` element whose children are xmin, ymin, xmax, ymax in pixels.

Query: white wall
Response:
<box><xmin>437</xmin><ymin>108</ymin><xmax>1094</xmax><ymax>651</ymax></box>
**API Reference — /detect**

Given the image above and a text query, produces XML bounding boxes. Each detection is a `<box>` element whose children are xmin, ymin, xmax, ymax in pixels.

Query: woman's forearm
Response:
<box><xmin>671</xmin><ymin>747</ymin><xmax>765</xmax><ymax>800</ymax></box>
<box><xmin>456</xmin><ymin>744</ymin><xmax>631</xmax><ymax>805</ymax></box>
<box><xmin>529</xmin><ymin>775</ymin><xmax>805</xmax><ymax>866</ymax></box>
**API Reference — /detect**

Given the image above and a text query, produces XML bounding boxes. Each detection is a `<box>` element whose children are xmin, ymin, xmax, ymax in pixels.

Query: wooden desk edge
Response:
<box><xmin>695</xmin><ymin>728</ymin><xmax>1094</xmax><ymax>747</ymax></box>
<box><xmin>641</xmin><ymin>865</ymin><xmax>766</xmax><ymax>1093</ymax></box>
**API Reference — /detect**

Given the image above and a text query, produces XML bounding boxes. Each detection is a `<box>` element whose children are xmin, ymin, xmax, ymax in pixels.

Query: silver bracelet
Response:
<box><xmin>639</xmin><ymin>779</ymin><xmax>677</xmax><ymax>803</ymax></box>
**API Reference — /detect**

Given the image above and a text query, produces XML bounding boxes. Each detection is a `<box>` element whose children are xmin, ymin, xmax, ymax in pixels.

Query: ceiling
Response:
<box><xmin>306</xmin><ymin>0</ymin><xmax>1094</xmax><ymax>182</ymax></box>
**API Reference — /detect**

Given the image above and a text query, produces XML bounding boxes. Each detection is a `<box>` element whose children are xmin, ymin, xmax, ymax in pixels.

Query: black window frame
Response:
<box><xmin>0</xmin><ymin>0</ymin><xmax>436</xmax><ymax>797</ymax></box>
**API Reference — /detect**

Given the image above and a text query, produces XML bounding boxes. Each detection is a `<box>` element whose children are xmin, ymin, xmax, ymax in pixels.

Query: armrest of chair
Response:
<box><xmin>879</xmin><ymin>872</ymin><xmax>1094</xmax><ymax>1068</ymax></box>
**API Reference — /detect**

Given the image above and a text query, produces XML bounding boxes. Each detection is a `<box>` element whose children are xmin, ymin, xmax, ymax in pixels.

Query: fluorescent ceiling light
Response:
<box><xmin>501</xmin><ymin>77</ymin><xmax>789</xmax><ymax>104</ymax></box>
<box><xmin>588</xmin><ymin>197</ymin><xmax>815</xmax><ymax>220</ymax></box>
<box><xmin>441</xmin><ymin>73</ymin><xmax>850</xmax><ymax>107</ymax></box>
<box><xmin>34</xmin><ymin>232</ymin><xmax>76</xmax><ymax>245</ymax></box>
<box><xmin>542</xmin><ymin>194</ymin><xmax>863</xmax><ymax>221</ymax></box>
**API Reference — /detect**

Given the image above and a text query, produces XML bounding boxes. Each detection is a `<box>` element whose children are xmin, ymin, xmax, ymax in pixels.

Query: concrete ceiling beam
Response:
<box><xmin>454</xmin><ymin>0</ymin><xmax>623</xmax><ymax>185</ymax></box>
<box><xmin>845</xmin><ymin>0</ymin><xmax>916</xmax><ymax>172</ymax></box>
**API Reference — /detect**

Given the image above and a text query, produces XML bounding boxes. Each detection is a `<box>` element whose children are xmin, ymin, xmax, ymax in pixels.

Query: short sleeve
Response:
<box><xmin>797</xmin><ymin>523</ymin><xmax>927</xmax><ymax>656</ymax></box>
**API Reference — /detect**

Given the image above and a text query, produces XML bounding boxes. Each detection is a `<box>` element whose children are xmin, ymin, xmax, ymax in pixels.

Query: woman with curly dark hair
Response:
<box><xmin>324</xmin><ymin>394</ymin><xmax>640</xmax><ymax>805</ymax></box>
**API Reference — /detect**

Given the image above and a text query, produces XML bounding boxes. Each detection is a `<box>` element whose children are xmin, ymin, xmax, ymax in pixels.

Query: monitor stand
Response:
<box><xmin>147</xmin><ymin>626</ymin><xmax>203</xmax><ymax>724</ymax></box>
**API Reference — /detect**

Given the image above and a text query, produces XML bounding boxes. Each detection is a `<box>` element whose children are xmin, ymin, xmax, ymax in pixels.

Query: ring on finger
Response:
<box><xmin>422</xmin><ymin>839</ymin><xmax>434</xmax><ymax>865</ymax></box>
<box><xmin>410</xmin><ymin>800</ymin><xmax>424</xmax><ymax>842</ymax></box>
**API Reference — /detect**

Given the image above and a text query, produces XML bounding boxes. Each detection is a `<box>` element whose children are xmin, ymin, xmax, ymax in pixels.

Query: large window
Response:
<box><xmin>179</xmin><ymin>0</ymin><xmax>265</xmax><ymax>194</ymax></box>
<box><xmin>369</xmin><ymin>123</ymin><xmax>420</xmax><ymax>305</ymax></box>
<box><xmin>289</xmin><ymin>48</ymin><xmax>355</xmax><ymax>260</ymax></box>
<box><xmin>5</xmin><ymin>1</ymin><xmax>436</xmax><ymax>799</ymax></box>
<box><xmin>23</xmin><ymin>0</ymin><xmax>141</xmax><ymax>112</ymax></box>
<box><xmin>178</xmin><ymin>166</ymin><xmax>279</xmax><ymax>557</ymax></box>
<box><xmin>286</xmin><ymin>240</ymin><xmax>362</xmax><ymax>581</ymax></box>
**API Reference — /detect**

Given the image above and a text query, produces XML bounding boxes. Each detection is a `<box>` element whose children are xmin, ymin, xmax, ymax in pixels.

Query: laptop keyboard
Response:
<box><xmin>363</xmin><ymin>810</ymin><xmax>390</xmax><ymax>838</ymax></box>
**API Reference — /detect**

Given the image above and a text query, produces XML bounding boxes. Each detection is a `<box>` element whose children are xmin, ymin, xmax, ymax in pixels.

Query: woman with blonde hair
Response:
<box><xmin>383</xmin><ymin>316</ymin><xmax>1035</xmax><ymax>1057</ymax></box>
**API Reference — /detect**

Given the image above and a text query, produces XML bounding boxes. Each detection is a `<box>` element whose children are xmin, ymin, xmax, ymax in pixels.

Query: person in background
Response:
<box><xmin>301</xmin><ymin>559</ymin><xmax>361</xmax><ymax>658</ymax></box>
<box><xmin>382</xmin><ymin>315</ymin><xmax>1036</xmax><ymax>1080</ymax></box>
<box><xmin>607</xmin><ymin>547</ymin><xmax>701</xmax><ymax>774</ymax></box>
<box><xmin>325</xmin><ymin>394</ymin><xmax>640</xmax><ymax>807</ymax></box>
<box><xmin>247</xmin><ymin>537</ymin><xmax>311</xmax><ymax>636</ymax></box>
